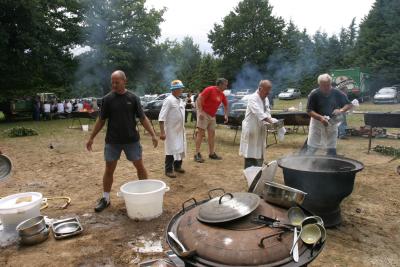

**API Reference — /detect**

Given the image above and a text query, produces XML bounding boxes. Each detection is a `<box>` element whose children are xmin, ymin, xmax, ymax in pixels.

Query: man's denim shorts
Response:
<box><xmin>104</xmin><ymin>142</ymin><xmax>142</xmax><ymax>162</ymax></box>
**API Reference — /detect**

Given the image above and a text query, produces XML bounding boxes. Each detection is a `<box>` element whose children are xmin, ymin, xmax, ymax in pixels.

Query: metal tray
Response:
<box><xmin>51</xmin><ymin>217</ymin><xmax>83</xmax><ymax>240</ymax></box>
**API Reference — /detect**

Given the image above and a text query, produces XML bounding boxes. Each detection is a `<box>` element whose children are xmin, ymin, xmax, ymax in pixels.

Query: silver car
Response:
<box><xmin>373</xmin><ymin>87</ymin><xmax>399</xmax><ymax>104</ymax></box>
<box><xmin>278</xmin><ymin>88</ymin><xmax>301</xmax><ymax>100</ymax></box>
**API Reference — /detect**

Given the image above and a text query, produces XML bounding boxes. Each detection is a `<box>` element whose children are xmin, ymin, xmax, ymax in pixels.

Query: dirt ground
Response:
<box><xmin>0</xmin><ymin>118</ymin><xmax>399</xmax><ymax>267</ymax></box>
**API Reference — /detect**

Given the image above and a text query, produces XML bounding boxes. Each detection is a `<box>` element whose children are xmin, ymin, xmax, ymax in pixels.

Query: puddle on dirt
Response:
<box><xmin>128</xmin><ymin>233</ymin><xmax>163</xmax><ymax>254</ymax></box>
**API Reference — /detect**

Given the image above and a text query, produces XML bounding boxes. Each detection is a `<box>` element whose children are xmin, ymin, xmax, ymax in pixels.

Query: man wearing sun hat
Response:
<box><xmin>158</xmin><ymin>80</ymin><xmax>187</xmax><ymax>178</ymax></box>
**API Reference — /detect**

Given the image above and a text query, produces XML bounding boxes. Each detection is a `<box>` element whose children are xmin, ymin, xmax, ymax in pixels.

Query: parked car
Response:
<box><xmin>278</xmin><ymin>88</ymin><xmax>301</xmax><ymax>100</ymax></box>
<box><xmin>373</xmin><ymin>87</ymin><xmax>399</xmax><ymax>104</ymax></box>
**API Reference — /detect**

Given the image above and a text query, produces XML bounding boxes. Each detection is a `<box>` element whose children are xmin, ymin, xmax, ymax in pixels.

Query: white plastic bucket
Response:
<box><xmin>0</xmin><ymin>192</ymin><xmax>42</xmax><ymax>232</ymax></box>
<box><xmin>118</xmin><ymin>180</ymin><xmax>170</xmax><ymax>221</ymax></box>
<box><xmin>82</xmin><ymin>125</ymin><xmax>89</xmax><ymax>131</ymax></box>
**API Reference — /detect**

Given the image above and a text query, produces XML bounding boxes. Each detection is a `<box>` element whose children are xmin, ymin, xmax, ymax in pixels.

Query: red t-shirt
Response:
<box><xmin>200</xmin><ymin>86</ymin><xmax>228</xmax><ymax>117</ymax></box>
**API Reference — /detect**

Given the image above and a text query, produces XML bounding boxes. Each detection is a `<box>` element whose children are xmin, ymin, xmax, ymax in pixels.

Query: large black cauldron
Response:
<box><xmin>277</xmin><ymin>155</ymin><xmax>364</xmax><ymax>227</ymax></box>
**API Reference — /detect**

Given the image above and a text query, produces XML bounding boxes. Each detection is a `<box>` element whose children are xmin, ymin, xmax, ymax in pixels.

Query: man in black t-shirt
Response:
<box><xmin>306</xmin><ymin>74</ymin><xmax>353</xmax><ymax>156</ymax></box>
<box><xmin>86</xmin><ymin>70</ymin><xmax>158</xmax><ymax>212</ymax></box>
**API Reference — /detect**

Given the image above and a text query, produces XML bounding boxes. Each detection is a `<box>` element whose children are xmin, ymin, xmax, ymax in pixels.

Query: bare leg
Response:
<box><xmin>103</xmin><ymin>161</ymin><xmax>118</xmax><ymax>192</ymax></box>
<box><xmin>207</xmin><ymin>128</ymin><xmax>215</xmax><ymax>155</ymax></box>
<box><xmin>195</xmin><ymin>128</ymin><xmax>205</xmax><ymax>154</ymax></box>
<box><xmin>132</xmin><ymin>159</ymin><xmax>148</xmax><ymax>180</ymax></box>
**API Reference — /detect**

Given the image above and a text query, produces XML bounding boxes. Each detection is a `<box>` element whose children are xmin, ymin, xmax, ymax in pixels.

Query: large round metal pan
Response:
<box><xmin>0</xmin><ymin>154</ymin><xmax>12</xmax><ymax>181</ymax></box>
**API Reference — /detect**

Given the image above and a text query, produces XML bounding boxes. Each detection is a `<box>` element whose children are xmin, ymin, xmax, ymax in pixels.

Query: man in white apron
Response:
<box><xmin>159</xmin><ymin>80</ymin><xmax>187</xmax><ymax>178</ymax></box>
<box><xmin>306</xmin><ymin>74</ymin><xmax>353</xmax><ymax>156</ymax></box>
<box><xmin>239</xmin><ymin>80</ymin><xmax>275</xmax><ymax>168</ymax></box>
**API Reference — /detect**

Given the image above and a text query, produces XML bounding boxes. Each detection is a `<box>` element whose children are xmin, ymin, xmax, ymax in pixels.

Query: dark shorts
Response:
<box><xmin>104</xmin><ymin>142</ymin><xmax>142</xmax><ymax>162</ymax></box>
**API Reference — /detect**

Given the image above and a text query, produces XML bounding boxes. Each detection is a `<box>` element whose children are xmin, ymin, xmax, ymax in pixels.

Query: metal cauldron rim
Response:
<box><xmin>277</xmin><ymin>155</ymin><xmax>364</xmax><ymax>174</ymax></box>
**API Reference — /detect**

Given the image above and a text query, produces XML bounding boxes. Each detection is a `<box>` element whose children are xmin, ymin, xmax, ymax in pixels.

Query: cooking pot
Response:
<box><xmin>166</xmin><ymin>190</ymin><xmax>325</xmax><ymax>267</ymax></box>
<box><xmin>278</xmin><ymin>155</ymin><xmax>363</xmax><ymax>227</ymax></box>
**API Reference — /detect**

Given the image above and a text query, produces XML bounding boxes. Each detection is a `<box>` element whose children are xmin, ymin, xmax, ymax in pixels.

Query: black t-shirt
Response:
<box><xmin>100</xmin><ymin>90</ymin><xmax>145</xmax><ymax>144</ymax></box>
<box><xmin>307</xmin><ymin>88</ymin><xmax>350</xmax><ymax>117</ymax></box>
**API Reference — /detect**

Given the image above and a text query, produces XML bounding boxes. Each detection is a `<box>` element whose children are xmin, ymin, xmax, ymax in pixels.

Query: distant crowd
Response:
<box><xmin>32</xmin><ymin>98</ymin><xmax>99</xmax><ymax>121</ymax></box>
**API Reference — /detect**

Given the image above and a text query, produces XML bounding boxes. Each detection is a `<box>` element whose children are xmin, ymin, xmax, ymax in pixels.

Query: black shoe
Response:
<box><xmin>94</xmin><ymin>197</ymin><xmax>110</xmax><ymax>212</ymax></box>
<box><xmin>175</xmin><ymin>168</ymin><xmax>185</xmax><ymax>173</ymax></box>
<box><xmin>165</xmin><ymin>171</ymin><xmax>177</xmax><ymax>178</ymax></box>
<box><xmin>194</xmin><ymin>153</ymin><xmax>205</xmax><ymax>163</ymax></box>
<box><xmin>209</xmin><ymin>152</ymin><xmax>222</xmax><ymax>160</ymax></box>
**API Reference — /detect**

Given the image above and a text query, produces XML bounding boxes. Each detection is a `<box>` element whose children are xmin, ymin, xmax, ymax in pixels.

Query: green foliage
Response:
<box><xmin>192</xmin><ymin>54</ymin><xmax>219</xmax><ymax>92</ymax></box>
<box><xmin>0</xmin><ymin>0</ymin><xmax>84</xmax><ymax>99</ymax></box>
<box><xmin>355</xmin><ymin>0</ymin><xmax>400</xmax><ymax>87</ymax></box>
<box><xmin>373</xmin><ymin>145</ymin><xmax>400</xmax><ymax>158</ymax></box>
<box><xmin>4</xmin><ymin>126</ymin><xmax>38</xmax><ymax>137</ymax></box>
<box><xmin>74</xmin><ymin>0</ymin><xmax>165</xmax><ymax>96</ymax></box>
<box><xmin>208</xmin><ymin>0</ymin><xmax>285</xmax><ymax>80</ymax></box>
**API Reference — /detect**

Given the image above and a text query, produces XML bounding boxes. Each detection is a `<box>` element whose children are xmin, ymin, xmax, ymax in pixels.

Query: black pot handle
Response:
<box><xmin>181</xmin><ymin>198</ymin><xmax>197</xmax><ymax>213</ymax></box>
<box><xmin>207</xmin><ymin>188</ymin><xmax>225</xmax><ymax>199</ymax></box>
<box><xmin>218</xmin><ymin>193</ymin><xmax>234</xmax><ymax>204</ymax></box>
<box><xmin>258</xmin><ymin>231</ymin><xmax>285</xmax><ymax>248</ymax></box>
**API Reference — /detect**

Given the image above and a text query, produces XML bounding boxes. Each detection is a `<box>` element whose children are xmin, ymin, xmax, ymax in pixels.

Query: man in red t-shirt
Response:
<box><xmin>194</xmin><ymin>78</ymin><xmax>229</xmax><ymax>162</ymax></box>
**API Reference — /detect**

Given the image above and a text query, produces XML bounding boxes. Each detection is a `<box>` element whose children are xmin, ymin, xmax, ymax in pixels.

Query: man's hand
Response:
<box><xmin>332</xmin><ymin>109</ymin><xmax>342</xmax><ymax>116</ymax></box>
<box><xmin>151</xmin><ymin>136</ymin><xmax>158</xmax><ymax>148</ymax></box>
<box><xmin>86</xmin><ymin>138</ymin><xmax>94</xmax><ymax>151</ymax></box>
<box><xmin>320</xmin><ymin>116</ymin><xmax>329</xmax><ymax>127</ymax></box>
<box><xmin>160</xmin><ymin>133</ymin><xmax>166</xmax><ymax>141</ymax></box>
<box><xmin>224</xmin><ymin>114</ymin><xmax>229</xmax><ymax>124</ymax></box>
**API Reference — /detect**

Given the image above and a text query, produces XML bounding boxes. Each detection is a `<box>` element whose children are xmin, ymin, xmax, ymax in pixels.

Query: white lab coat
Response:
<box><xmin>239</xmin><ymin>92</ymin><xmax>272</xmax><ymax>159</ymax></box>
<box><xmin>307</xmin><ymin>118</ymin><xmax>338</xmax><ymax>149</ymax></box>
<box><xmin>158</xmin><ymin>95</ymin><xmax>187</xmax><ymax>160</ymax></box>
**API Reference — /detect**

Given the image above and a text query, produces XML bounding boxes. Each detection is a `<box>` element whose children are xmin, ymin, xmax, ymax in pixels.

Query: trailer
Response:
<box><xmin>330</xmin><ymin>67</ymin><xmax>371</xmax><ymax>102</ymax></box>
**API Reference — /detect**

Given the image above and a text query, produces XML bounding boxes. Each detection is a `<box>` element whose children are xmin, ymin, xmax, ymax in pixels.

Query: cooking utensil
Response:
<box><xmin>19</xmin><ymin>224</ymin><xmax>50</xmax><ymax>246</ymax></box>
<box><xmin>287</xmin><ymin>207</ymin><xmax>306</xmax><ymax>227</ymax></box>
<box><xmin>248</xmin><ymin>161</ymin><xmax>277</xmax><ymax>196</ymax></box>
<box><xmin>316</xmin><ymin>223</ymin><xmax>326</xmax><ymax>242</ymax></box>
<box><xmin>263</xmin><ymin>181</ymin><xmax>307</xmax><ymax>208</ymax></box>
<box><xmin>197</xmin><ymin>192</ymin><xmax>260</xmax><ymax>223</ymax></box>
<box><xmin>16</xmin><ymin>215</ymin><xmax>46</xmax><ymax>236</ymax></box>
<box><xmin>167</xmin><ymin>196</ymin><xmax>325</xmax><ymax>266</ymax></box>
<box><xmin>278</xmin><ymin>155</ymin><xmax>364</xmax><ymax>227</ymax></box>
<box><xmin>54</xmin><ymin>221</ymin><xmax>80</xmax><ymax>235</ymax></box>
<box><xmin>0</xmin><ymin>154</ymin><xmax>12</xmax><ymax>182</ymax></box>
<box><xmin>168</xmin><ymin>232</ymin><xmax>196</xmax><ymax>258</ymax></box>
<box><xmin>51</xmin><ymin>217</ymin><xmax>83</xmax><ymax>239</ymax></box>
<box><xmin>301</xmin><ymin>216</ymin><xmax>324</xmax><ymax>227</ymax></box>
<box><xmin>289</xmin><ymin>207</ymin><xmax>306</xmax><ymax>255</ymax></box>
<box><xmin>293</xmin><ymin>227</ymin><xmax>299</xmax><ymax>262</ymax></box>
<box><xmin>300</xmin><ymin>224</ymin><xmax>322</xmax><ymax>245</ymax></box>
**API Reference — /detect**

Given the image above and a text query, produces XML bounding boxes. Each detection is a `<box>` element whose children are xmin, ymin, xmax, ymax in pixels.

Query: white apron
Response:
<box><xmin>239</xmin><ymin>92</ymin><xmax>271</xmax><ymax>159</ymax></box>
<box><xmin>158</xmin><ymin>95</ymin><xmax>187</xmax><ymax>160</ymax></box>
<box><xmin>307</xmin><ymin>118</ymin><xmax>338</xmax><ymax>149</ymax></box>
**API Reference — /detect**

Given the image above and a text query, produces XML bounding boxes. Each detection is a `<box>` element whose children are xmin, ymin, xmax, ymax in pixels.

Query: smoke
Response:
<box><xmin>231</xmin><ymin>63</ymin><xmax>263</xmax><ymax>91</ymax></box>
<box><xmin>231</xmin><ymin>41</ymin><xmax>319</xmax><ymax>95</ymax></box>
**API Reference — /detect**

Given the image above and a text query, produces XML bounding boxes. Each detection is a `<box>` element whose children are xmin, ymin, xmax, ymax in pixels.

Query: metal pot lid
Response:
<box><xmin>0</xmin><ymin>154</ymin><xmax>12</xmax><ymax>182</ymax></box>
<box><xmin>197</xmin><ymin>192</ymin><xmax>260</xmax><ymax>223</ymax></box>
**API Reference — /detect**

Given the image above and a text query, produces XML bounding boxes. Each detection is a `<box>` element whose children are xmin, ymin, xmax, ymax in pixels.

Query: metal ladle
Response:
<box><xmin>168</xmin><ymin>232</ymin><xmax>196</xmax><ymax>258</ymax></box>
<box><xmin>287</xmin><ymin>207</ymin><xmax>306</xmax><ymax>260</ymax></box>
<box><xmin>287</xmin><ymin>207</ymin><xmax>305</xmax><ymax>262</ymax></box>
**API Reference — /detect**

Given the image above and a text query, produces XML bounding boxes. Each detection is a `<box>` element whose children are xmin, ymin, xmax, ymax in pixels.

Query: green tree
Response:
<box><xmin>192</xmin><ymin>54</ymin><xmax>219</xmax><ymax>92</ymax></box>
<box><xmin>208</xmin><ymin>0</ymin><xmax>285</xmax><ymax>81</ymax></box>
<box><xmin>0</xmin><ymin>0</ymin><xmax>84</xmax><ymax>100</ymax></box>
<box><xmin>75</xmin><ymin>0</ymin><xmax>165</xmax><ymax>95</ymax></box>
<box><xmin>355</xmin><ymin>0</ymin><xmax>400</xmax><ymax>85</ymax></box>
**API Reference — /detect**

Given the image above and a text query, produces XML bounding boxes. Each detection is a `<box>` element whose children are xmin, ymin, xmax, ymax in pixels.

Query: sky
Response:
<box><xmin>145</xmin><ymin>0</ymin><xmax>376</xmax><ymax>52</ymax></box>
